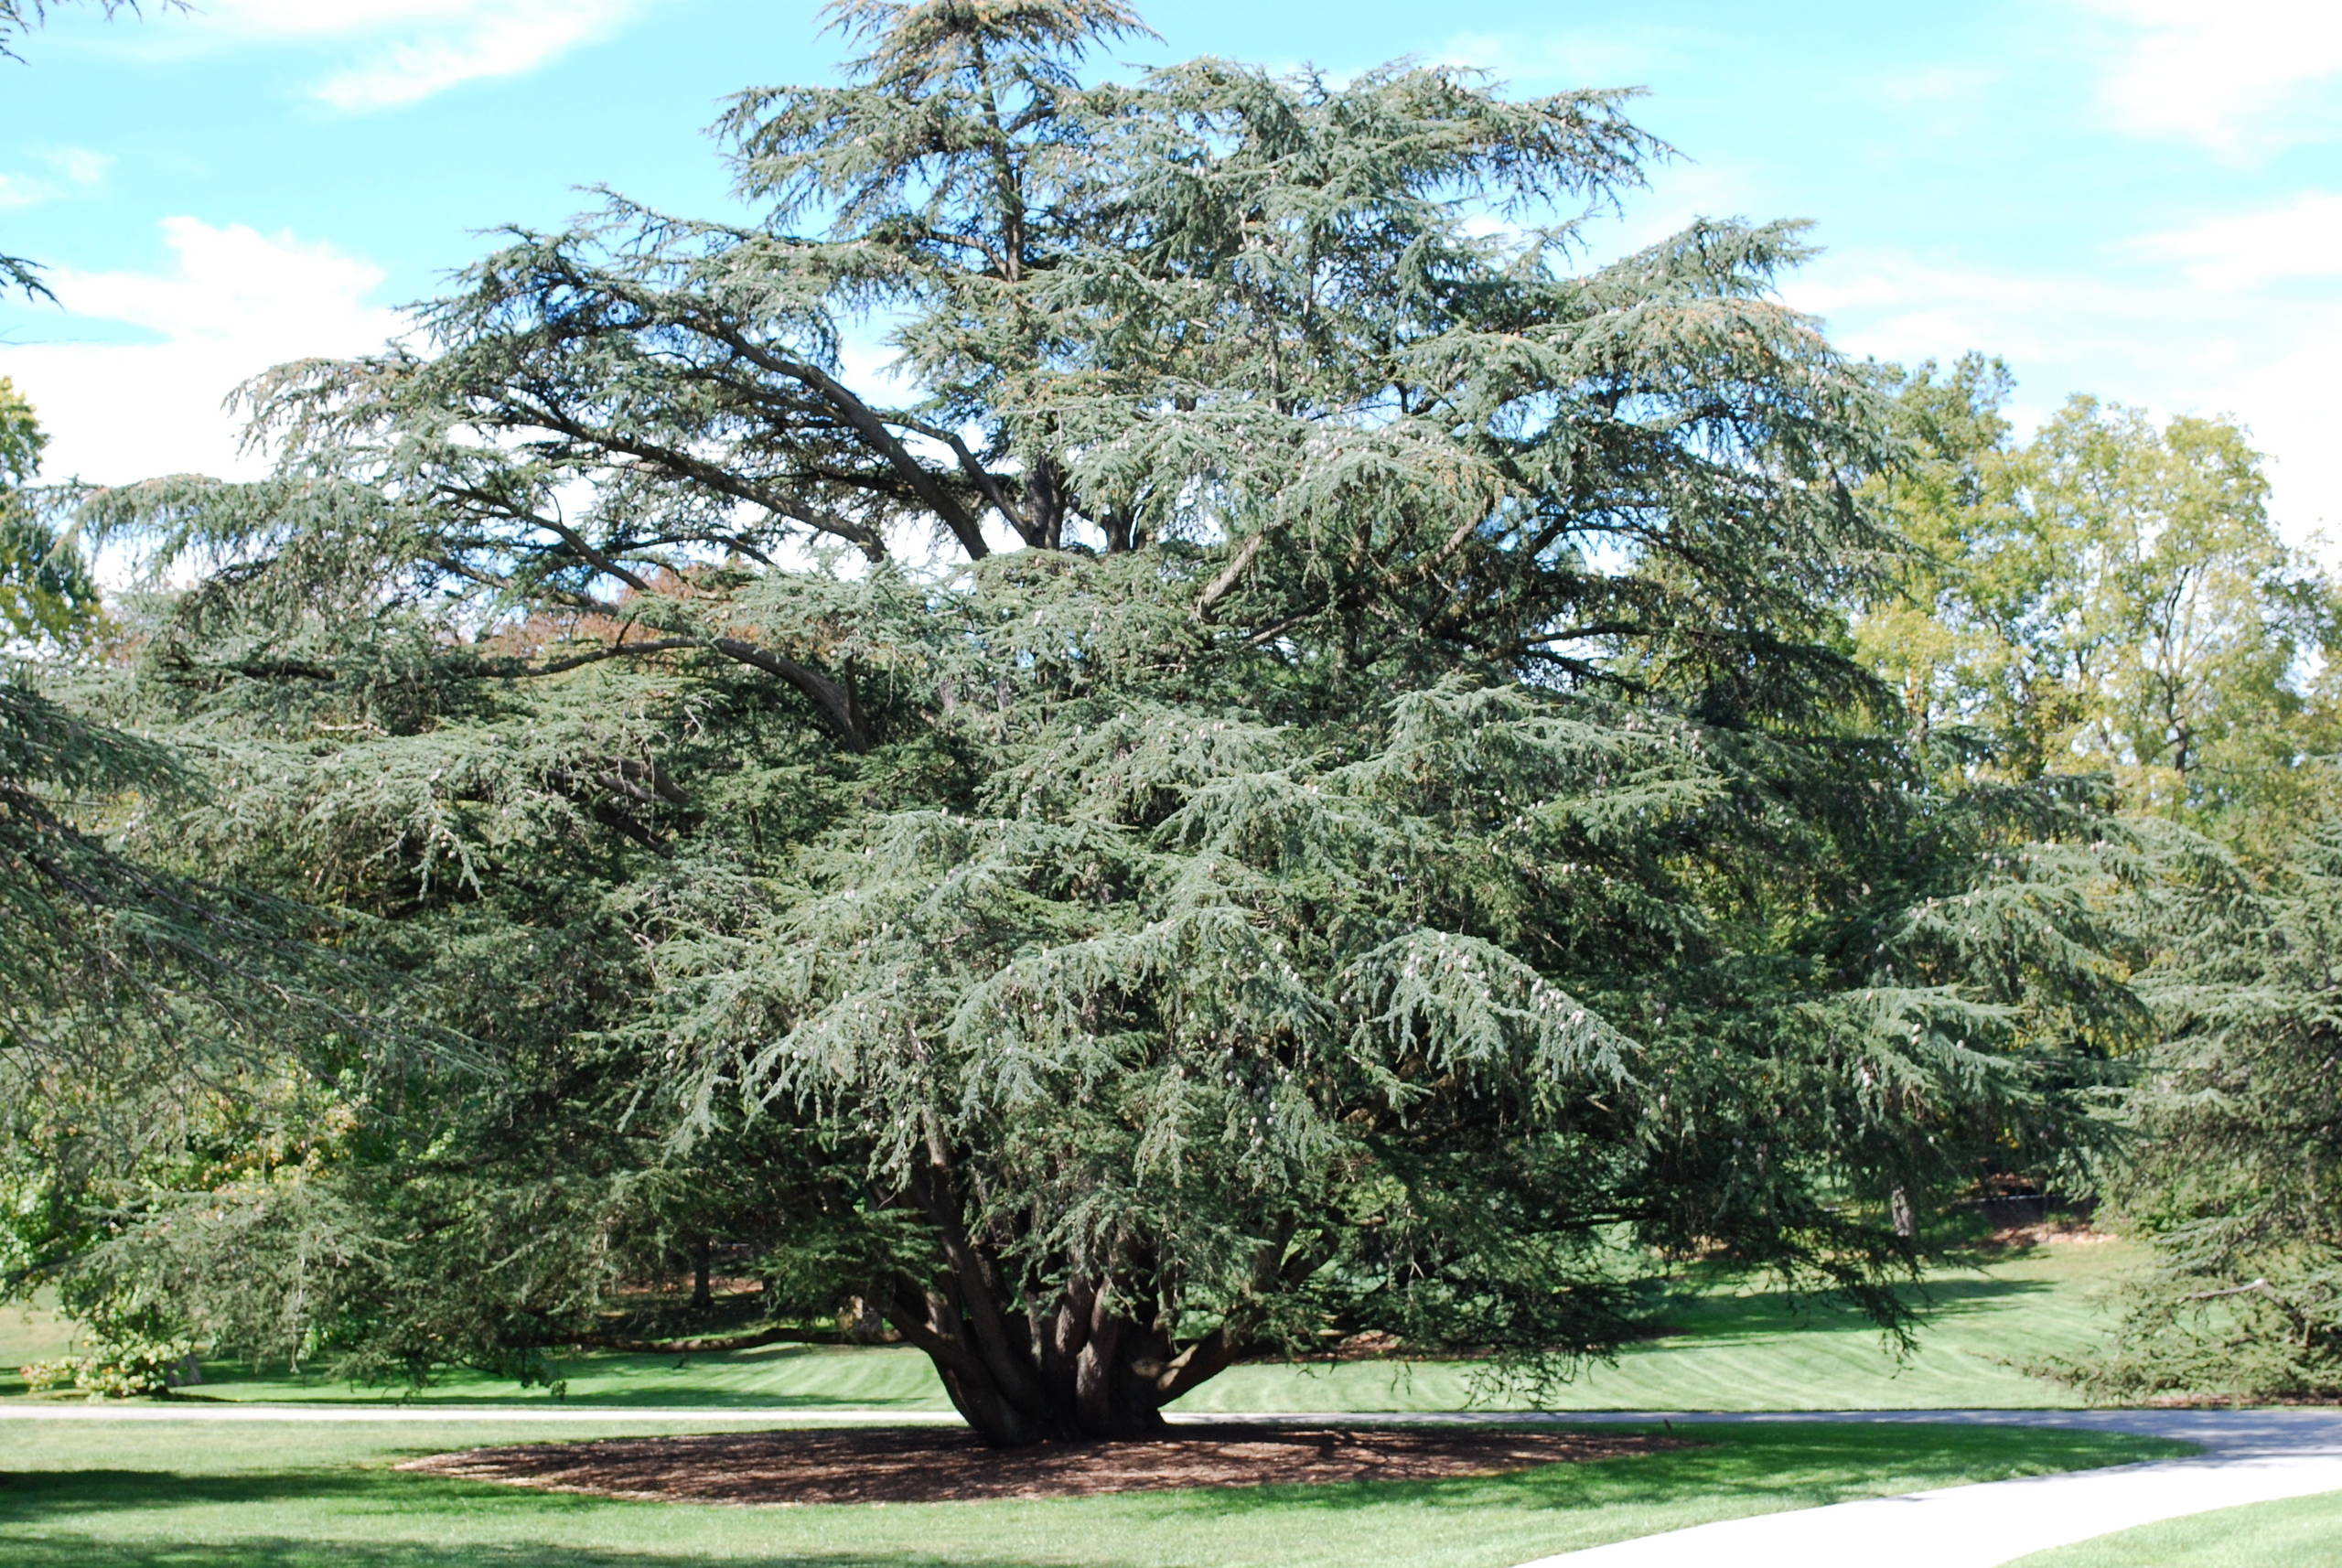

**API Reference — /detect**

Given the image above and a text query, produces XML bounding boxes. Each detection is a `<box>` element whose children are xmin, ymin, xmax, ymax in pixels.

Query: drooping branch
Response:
<box><xmin>500</xmin><ymin>638</ymin><xmax>702</xmax><ymax>678</ymax></box>
<box><xmin>680</xmin><ymin>315</ymin><xmax>997</xmax><ymax>560</ymax></box>
<box><xmin>489</xmin><ymin>632</ymin><xmax>869</xmax><ymax>751</ymax></box>
<box><xmin>892</xmin><ymin>410</ymin><xmax>1037</xmax><ymax>544</ymax></box>
<box><xmin>710</xmin><ymin>637</ymin><xmax>870</xmax><ymax>751</ymax></box>
<box><xmin>468</xmin><ymin>401</ymin><xmax>887</xmax><ymax>561</ymax></box>
<box><xmin>434</xmin><ymin>482</ymin><xmax>655</xmax><ymax>594</ymax></box>
<box><xmin>1194</xmin><ymin>530</ymin><xmax>1268</xmax><ymax>618</ymax></box>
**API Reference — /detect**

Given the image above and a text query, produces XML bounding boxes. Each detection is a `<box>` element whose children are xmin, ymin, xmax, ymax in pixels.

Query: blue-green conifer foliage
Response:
<box><xmin>55</xmin><ymin>1</ymin><xmax>2137</xmax><ymax>1440</ymax></box>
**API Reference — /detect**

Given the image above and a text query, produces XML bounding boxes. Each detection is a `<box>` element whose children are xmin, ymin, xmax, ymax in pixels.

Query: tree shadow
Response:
<box><xmin>1653</xmin><ymin>1273</ymin><xmax>2062</xmax><ymax>1347</ymax></box>
<box><xmin>191</xmin><ymin>1342</ymin><xmax>945</xmax><ymax>1412</ymax></box>
<box><xmin>0</xmin><ymin>1538</ymin><xmax>1015</xmax><ymax>1568</ymax></box>
<box><xmin>1098</xmin><ymin>1423</ymin><xmax>2176</xmax><ymax>1519</ymax></box>
<box><xmin>0</xmin><ymin>1425</ymin><xmax>2183</xmax><ymax>1568</ymax></box>
<box><xmin>0</xmin><ymin>1467</ymin><xmax>405</xmax><ymax>1520</ymax></box>
<box><xmin>178</xmin><ymin>1390</ymin><xmax>947</xmax><ymax>1411</ymax></box>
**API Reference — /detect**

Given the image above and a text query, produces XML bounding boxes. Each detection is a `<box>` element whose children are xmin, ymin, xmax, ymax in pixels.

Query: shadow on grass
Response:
<box><xmin>0</xmin><ymin>1422</ymin><xmax>2185</xmax><ymax>1568</ymax></box>
<box><xmin>0</xmin><ymin>1540</ymin><xmax>1003</xmax><ymax>1568</ymax></box>
<box><xmin>188</xmin><ymin>1344</ymin><xmax>946</xmax><ymax>1412</ymax></box>
<box><xmin>1078</xmin><ymin>1423</ymin><xmax>2183</xmax><ymax>1520</ymax></box>
<box><xmin>182</xmin><ymin>1390</ymin><xmax>947</xmax><ymax>1410</ymax></box>
<box><xmin>1654</xmin><ymin>1274</ymin><xmax>2065</xmax><ymax>1346</ymax></box>
<box><xmin>0</xmin><ymin>1467</ymin><xmax>405</xmax><ymax>1520</ymax></box>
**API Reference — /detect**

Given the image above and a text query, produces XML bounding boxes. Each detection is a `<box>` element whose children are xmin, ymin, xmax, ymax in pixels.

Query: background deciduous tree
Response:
<box><xmin>1857</xmin><ymin>357</ymin><xmax>2338</xmax><ymax>847</ymax></box>
<box><xmin>1856</xmin><ymin>359</ymin><xmax>2342</xmax><ymax>1400</ymax></box>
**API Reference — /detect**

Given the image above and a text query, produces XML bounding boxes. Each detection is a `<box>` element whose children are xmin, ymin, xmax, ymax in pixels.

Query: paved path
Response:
<box><xmin>6</xmin><ymin>1401</ymin><xmax>2338</xmax><ymax>1564</ymax></box>
<box><xmin>0</xmin><ymin>1402</ymin><xmax>961</xmax><ymax>1423</ymax></box>
<box><xmin>1507</xmin><ymin>1410</ymin><xmax>2342</xmax><ymax>1568</ymax></box>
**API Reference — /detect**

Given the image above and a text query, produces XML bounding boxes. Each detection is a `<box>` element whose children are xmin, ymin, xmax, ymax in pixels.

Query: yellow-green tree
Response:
<box><xmin>1859</xmin><ymin>356</ymin><xmax>2338</xmax><ymax>846</ymax></box>
<box><xmin>0</xmin><ymin>378</ymin><xmax>101</xmax><ymax>646</ymax></box>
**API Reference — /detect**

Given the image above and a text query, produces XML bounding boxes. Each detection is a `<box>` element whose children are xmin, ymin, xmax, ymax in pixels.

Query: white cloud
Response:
<box><xmin>7</xmin><ymin>217</ymin><xmax>403</xmax><ymax>484</ymax></box>
<box><xmin>1787</xmin><ymin>248</ymin><xmax>2342</xmax><ymax>551</ymax></box>
<box><xmin>42</xmin><ymin>146</ymin><xmax>113</xmax><ymax>186</ymax></box>
<box><xmin>2077</xmin><ymin>0</ymin><xmax>2342</xmax><ymax>155</ymax></box>
<box><xmin>0</xmin><ymin>145</ymin><xmax>113</xmax><ymax>211</ymax></box>
<box><xmin>2202</xmin><ymin>307</ymin><xmax>2342</xmax><ymax>551</ymax></box>
<box><xmin>2137</xmin><ymin>192</ymin><xmax>2342</xmax><ymax>290</ymax></box>
<box><xmin>308</xmin><ymin>0</ymin><xmax>647</xmax><ymax>112</ymax></box>
<box><xmin>167</xmin><ymin>0</ymin><xmax>652</xmax><ymax>112</ymax></box>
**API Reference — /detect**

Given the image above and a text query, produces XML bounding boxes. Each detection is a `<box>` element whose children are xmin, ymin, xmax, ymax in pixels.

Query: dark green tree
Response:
<box><xmin>2066</xmin><ymin>821</ymin><xmax>2342</xmax><ymax>1400</ymax></box>
<box><xmin>78</xmin><ymin>0</ymin><xmax>2133</xmax><ymax>1440</ymax></box>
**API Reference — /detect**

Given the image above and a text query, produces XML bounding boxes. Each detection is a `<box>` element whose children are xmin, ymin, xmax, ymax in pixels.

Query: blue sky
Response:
<box><xmin>4</xmin><ymin>0</ymin><xmax>2339</xmax><ymax>548</ymax></box>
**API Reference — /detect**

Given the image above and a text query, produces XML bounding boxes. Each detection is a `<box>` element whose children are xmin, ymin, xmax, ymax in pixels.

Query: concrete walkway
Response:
<box><xmin>5</xmin><ymin>1401</ymin><xmax>2338</xmax><ymax>1564</ymax></box>
<box><xmin>1508</xmin><ymin>1410</ymin><xmax>2342</xmax><ymax>1568</ymax></box>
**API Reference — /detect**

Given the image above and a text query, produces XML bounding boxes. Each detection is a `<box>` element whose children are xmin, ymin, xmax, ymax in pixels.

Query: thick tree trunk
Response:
<box><xmin>880</xmin><ymin>1164</ymin><xmax>1273</xmax><ymax>1444</ymax></box>
<box><xmin>688</xmin><ymin>1235</ymin><xmax>714</xmax><ymax>1311</ymax></box>
<box><xmin>917</xmin><ymin>1318</ymin><xmax>1187</xmax><ymax>1444</ymax></box>
<box><xmin>881</xmin><ymin>1274</ymin><xmax>1241</xmax><ymax>1445</ymax></box>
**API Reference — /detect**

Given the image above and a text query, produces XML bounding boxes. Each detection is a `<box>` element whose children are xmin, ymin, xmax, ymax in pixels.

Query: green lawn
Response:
<box><xmin>0</xmin><ymin>1417</ymin><xmax>2186</xmax><ymax>1568</ymax></box>
<box><xmin>0</xmin><ymin>1247</ymin><xmax>2185</xmax><ymax>1566</ymax></box>
<box><xmin>2008</xmin><ymin>1488</ymin><xmax>2342</xmax><ymax>1567</ymax></box>
<box><xmin>1</xmin><ymin>1240</ymin><xmax>2138</xmax><ymax>1412</ymax></box>
<box><xmin>0</xmin><ymin>1297</ymin><xmax>73</xmax><ymax>1387</ymax></box>
<box><xmin>1190</xmin><ymin>1241</ymin><xmax>2133</xmax><ymax>1414</ymax></box>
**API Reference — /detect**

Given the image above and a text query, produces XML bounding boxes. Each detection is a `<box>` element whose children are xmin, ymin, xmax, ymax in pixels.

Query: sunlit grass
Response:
<box><xmin>0</xmin><ymin>1417</ymin><xmax>2185</xmax><ymax>1568</ymax></box>
<box><xmin>0</xmin><ymin>1294</ymin><xmax>74</xmax><ymax>1399</ymax></box>
<box><xmin>0</xmin><ymin>1240</ymin><xmax>2130</xmax><ymax>1413</ymax></box>
<box><xmin>2008</xmin><ymin>1487</ymin><xmax>2342</xmax><ymax>1567</ymax></box>
<box><xmin>0</xmin><ymin>1248</ymin><xmax>2180</xmax><ymax>1566</ymax></box>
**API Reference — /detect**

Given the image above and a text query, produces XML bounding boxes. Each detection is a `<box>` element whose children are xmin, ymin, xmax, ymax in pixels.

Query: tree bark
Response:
<box><xmin>880</xmin><ymin>1277</ymin><xmax>1221</xmax><ymax>1444</ymax></box>
<box><xmin>874</xmin><ymin>1164</ymin><xmax>1280</xmax><ymax>1444</ymax></box>
<box><xmin>688</xmin><ymin>1235</ymin><xmax>714</xmax><ymax>1312</ymax></box>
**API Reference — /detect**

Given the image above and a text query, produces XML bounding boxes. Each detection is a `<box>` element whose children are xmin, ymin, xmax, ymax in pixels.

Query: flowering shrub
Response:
<box><xmin>21</xmin><ymin>1337</ymin><xmax>195</xmax><ymax>1398</ymax></box>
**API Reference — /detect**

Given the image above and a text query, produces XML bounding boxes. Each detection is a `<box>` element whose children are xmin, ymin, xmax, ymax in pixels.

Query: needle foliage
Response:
<box><xmin>2068</xmin><ymin>822</ymin><xmax>2342</xmax><ymax>1400</ymax></box>
<box><xmin>52</xmin><ymin>1</ymin><xmax>2135</xmax><ymax>1441</ymax></box>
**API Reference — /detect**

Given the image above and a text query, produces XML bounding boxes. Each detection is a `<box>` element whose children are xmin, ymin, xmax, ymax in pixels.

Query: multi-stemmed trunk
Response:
<box><xmin>875</xmin><ymin>1173</ymin><xmax>1268</xmax><ymax>1444</ymax></box>
<box><xmin>882</xmin><ymin>1274</ymin><xmax>1247</xmax><ymax>1444</ymax></box>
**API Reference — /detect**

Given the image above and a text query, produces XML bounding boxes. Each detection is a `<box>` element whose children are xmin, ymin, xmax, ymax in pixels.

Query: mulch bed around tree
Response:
<box><xmin>398</xmin><ymin>1423</ymin><xmax>1682</xmax><ymax>1506</ymax></box>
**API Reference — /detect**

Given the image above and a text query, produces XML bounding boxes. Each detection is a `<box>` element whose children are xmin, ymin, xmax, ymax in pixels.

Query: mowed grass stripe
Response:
<box><xmin>4</xmin><ymin>1241</ymin><xmax>2133</xmax><ymax>1414</ymax></box>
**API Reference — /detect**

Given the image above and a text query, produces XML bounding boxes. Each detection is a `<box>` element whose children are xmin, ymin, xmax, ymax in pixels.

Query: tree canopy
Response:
<box><xmin>1853</xmin><ymin>359</ymin><xmax>2342</xmax><ymax>1403</ymax></box>
<box><xmin>2067</xmin><ymin>821</ymin><xmax>2342</xmax><ymax>1401</ymax></box>
<box><xmin>0</xmin><ymin>377</ymin><xmax>401</xmax><ymax>1398</ymax></box>
<box><xmin>29</xmin><ymin>0</ymin><xmax>2144</xmax><ymax>1441</ymax></box>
